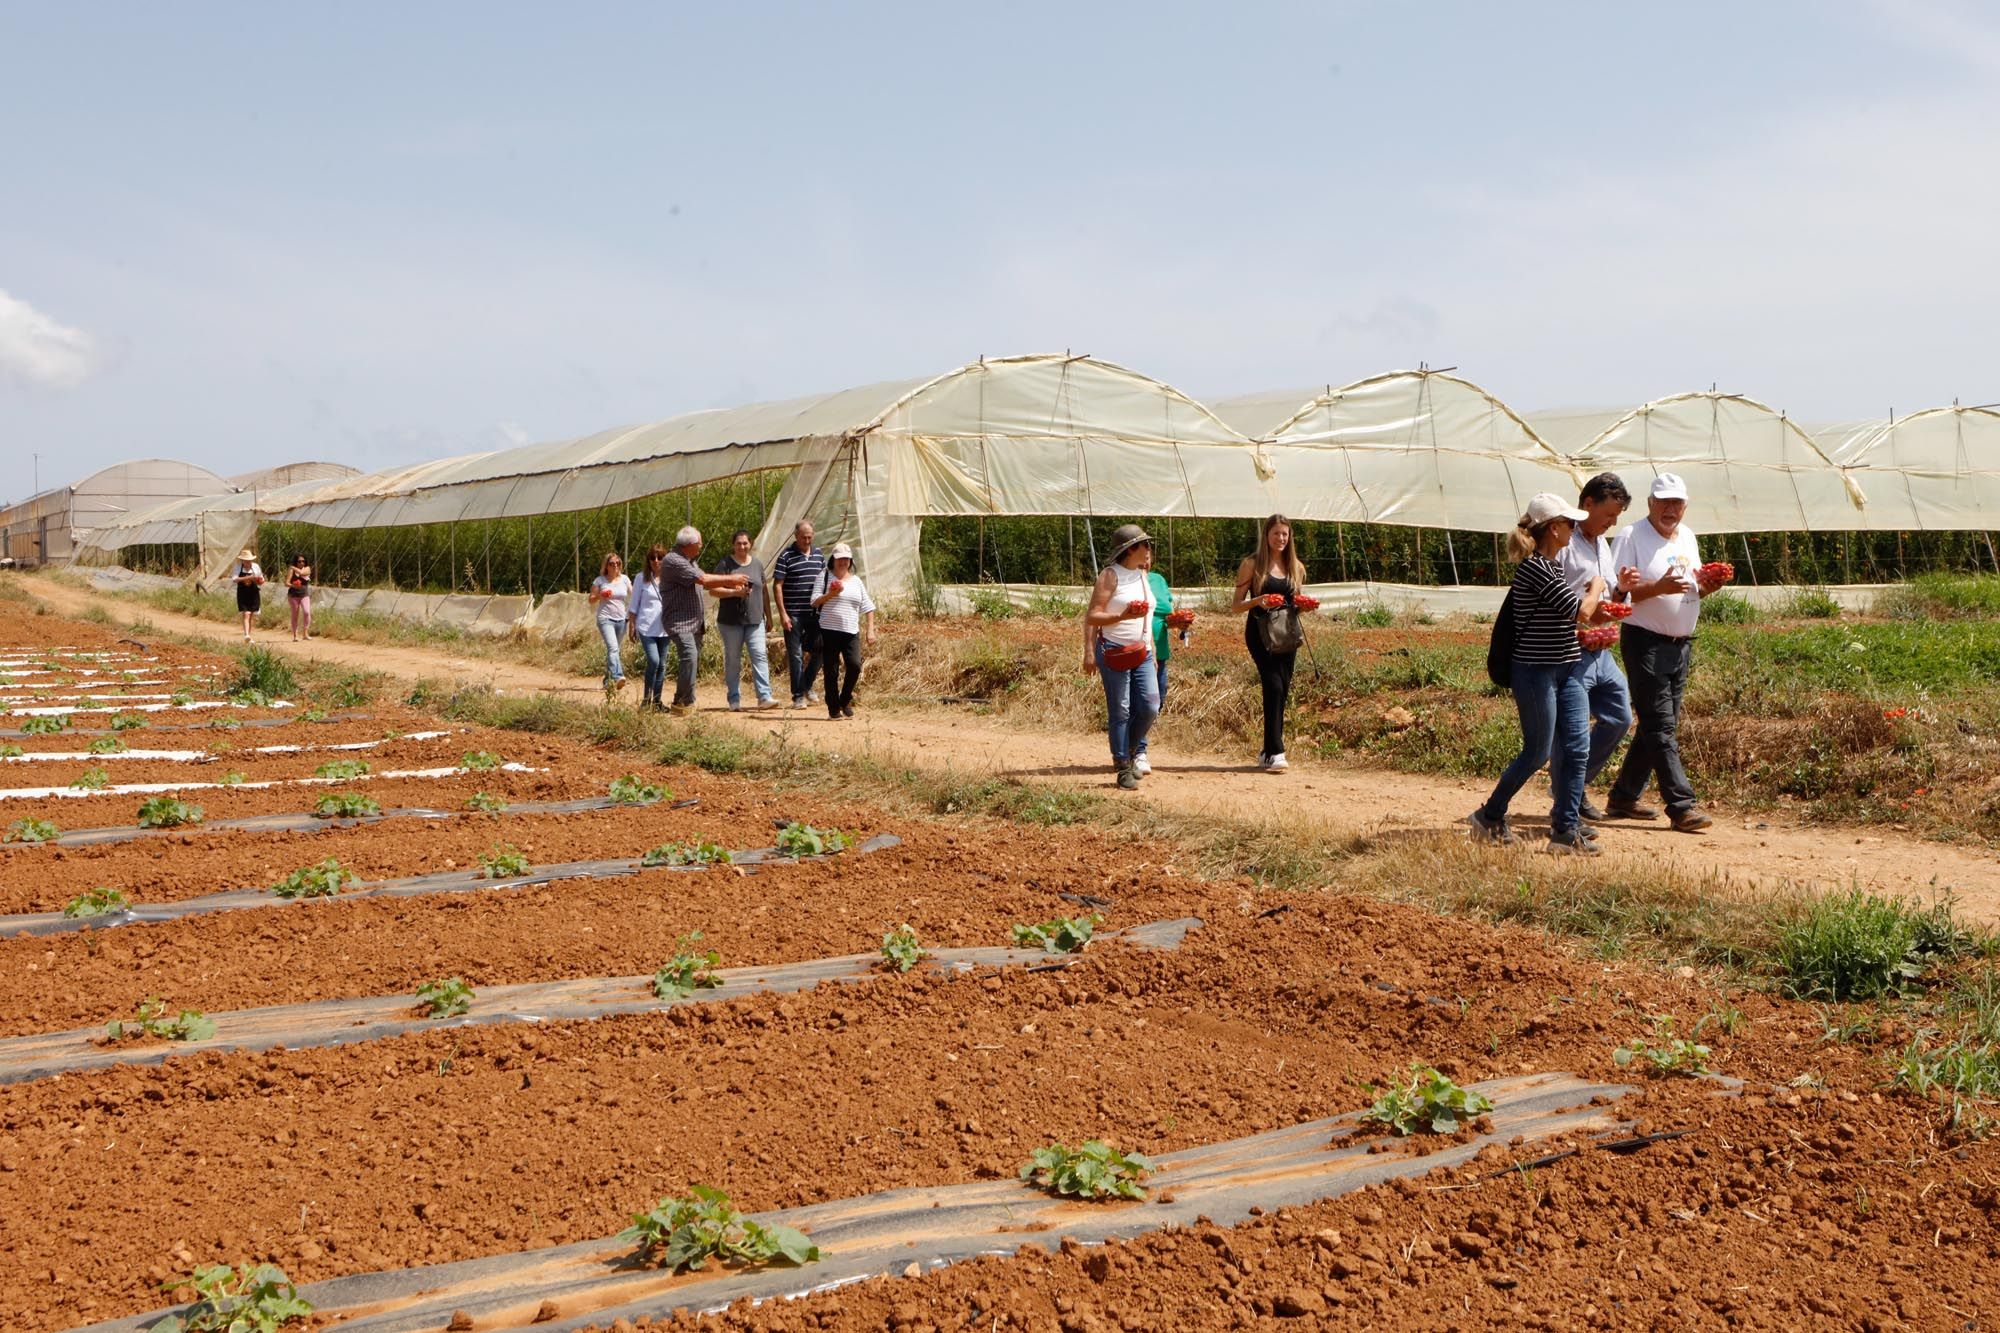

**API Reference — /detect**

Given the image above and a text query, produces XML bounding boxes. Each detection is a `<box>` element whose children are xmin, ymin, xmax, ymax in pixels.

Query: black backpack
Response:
<box><xmin>1486</xmin><ymin>587</ymin><xmax>1520</xmax><ymax>688</ymax></box>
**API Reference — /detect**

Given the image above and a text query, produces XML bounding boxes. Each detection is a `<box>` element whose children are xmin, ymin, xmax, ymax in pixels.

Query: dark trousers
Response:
<box><xmin>1609</xmin><ymin>625</ymin><xmax>1697</xmax><ymax>814</ymax></box>
<box><xmin>821</xmin><ymin>627</ymin><xmax>863</xmax><ymax>716</ymax></box>
<box><xmin>1244</xmin><ymin>624</ymin><xmax>1297</xmax><ymax>757</ymax></box>
<box><xmin>785</xmin><ymin>613</ymin><xmax>821</xmax><ymax>700</ymax></box>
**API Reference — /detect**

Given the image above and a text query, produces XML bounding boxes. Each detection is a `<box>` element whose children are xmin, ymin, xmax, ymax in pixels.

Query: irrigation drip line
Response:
<box><xmin>69</xmin><ymin>1071</ymin><xmax>1632</xmax><ymax>1333</ymax></box>
<box><xmin>1</xmin><ymin>915</ymin><xmax>1197</xmax><ymax>1087</ymax></box>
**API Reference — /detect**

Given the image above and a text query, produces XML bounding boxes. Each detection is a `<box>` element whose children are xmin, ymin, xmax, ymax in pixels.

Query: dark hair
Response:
<box><xmin>730</xmin><ymin>529</ymin><xmax>753</xmax><ymax>544</ymax></box>
<box><xmin>1579</xmin><ymin>472</ymin><xmax>1631</xmax><ymax>507</ymax></box>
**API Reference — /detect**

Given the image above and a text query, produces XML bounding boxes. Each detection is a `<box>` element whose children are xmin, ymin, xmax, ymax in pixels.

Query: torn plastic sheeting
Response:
<box><xmin>0</xmin><ymin>788</ymin><xmax>652</xmax><ymax>853</ymax></box>
<box><xmin>0</xmin><ymin>761</ymin><xmax>540</xmax><ymax>802</ymax></box>
<box><xmin>0</xmin><ymin>712</ymin><xmax>367</xmax><ymax>741</ymax></box>
<box><xmin>0</xmin><ymin>680</ymin><xmax>171</xmax><ymax>691</ymax></box>
<box><xmin>1</xmin><ymin>912</ymin><xmax>1187</xmax><ymax>1086</ymax></box>
<box><xmin>0</xmin><ymin>823</ymin><xmax>886</xmax><ymax>937</ymax></box>
<box><xmin>66</xmin><ymin>1072</ymin><xmax>1631</xmax><ymax>1333</ymax></box>
<box><xmin>0</xmin><ymin>731</ymin><xmax>456</xmax><ymax>764</ymax></box>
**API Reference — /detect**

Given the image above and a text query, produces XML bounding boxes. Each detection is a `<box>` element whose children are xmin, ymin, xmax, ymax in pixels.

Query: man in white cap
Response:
<box><xmin>1604</xmin><ymin>473</ymin><xmax>1726</xmax><ymax>832</ymax></box>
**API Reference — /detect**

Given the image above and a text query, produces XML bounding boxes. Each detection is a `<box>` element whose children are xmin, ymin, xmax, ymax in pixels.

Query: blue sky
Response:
<box><xmin>3</xmin><ymin>0</ymin><xmax>1997</xmax><ymax>500</ymax></box>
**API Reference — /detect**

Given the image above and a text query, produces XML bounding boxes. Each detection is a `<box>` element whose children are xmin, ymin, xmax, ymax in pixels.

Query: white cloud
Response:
<box><xmin>0</xmin><ymin>288</ymin><xmax>100</xmax><ymax>391</ymax></box>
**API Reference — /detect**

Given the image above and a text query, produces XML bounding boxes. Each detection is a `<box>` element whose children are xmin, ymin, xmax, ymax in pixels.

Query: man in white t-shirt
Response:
<box><xmin>1551</xmin><ymin>472</ymin><xmax>1635</xmax><ymax>821</ymax></box>
<box><xmin>1603</xmin><ymin>473</ymin><xmax>1726</xmax><ymax>832</ymax></box>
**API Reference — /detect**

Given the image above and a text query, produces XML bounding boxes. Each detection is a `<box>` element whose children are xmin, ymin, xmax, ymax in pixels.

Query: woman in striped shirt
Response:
<box><xmin>1471</xmin><ymin>493</ymin><xmax>1607</xmax><ymax>854</ymax></box>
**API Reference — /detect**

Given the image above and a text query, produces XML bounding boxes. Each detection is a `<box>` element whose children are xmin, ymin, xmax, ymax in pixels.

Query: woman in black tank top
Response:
<box><xmin>1233</xmin><ymin>515</ymin><xmax>1306</xmax><ymax>771</ymax></box>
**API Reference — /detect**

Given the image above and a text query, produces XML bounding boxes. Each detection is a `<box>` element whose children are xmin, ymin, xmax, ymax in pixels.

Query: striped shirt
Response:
<box><xmin>1510</xmin><ymin>554</ymin><xmax>1583</xmax><ymax>666</ymax></box>
<box><xmin>771</xmin><ymin>544</ymin><xmax>825</xmax><ymax>617</ymax></box>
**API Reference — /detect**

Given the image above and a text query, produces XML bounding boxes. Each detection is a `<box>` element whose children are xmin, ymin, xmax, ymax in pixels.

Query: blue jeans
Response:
<box><xmin>1548</xmin><ymin>647</ymin><xmax>1633</xmax><ymax>795</ymax></box>
<box><xmin>718</xmin><ymin>621</ymin><xmax>774</xmax><ymax>707</ymax></box>
<box><xmin>638</xmin><ymin>634</ymin><xmax>669</xmax><ymax>703</ymax></box>
<box><xmin>784</xmin><ymin>612</ymin><xmax>821</xmax><ymax>701</ymax></box>
<box><xmin>1134</xmin><ymin>660</ymin><xmax>1168</xmax><ymax>755</ymax></box>
<box><xmin>597</xmin><ymin>618</ymin><xmax>626</xmax><ymax>683</ymax></box>
<box><xmin>1480</xmin><ymin>660</ymin><xmax>1589</xmax><ymax>838</ymax></box>
<box><xmin>1097</xmin><ymin>640</ymin><xmax>1159</xmax><ymax>764</ymax></box>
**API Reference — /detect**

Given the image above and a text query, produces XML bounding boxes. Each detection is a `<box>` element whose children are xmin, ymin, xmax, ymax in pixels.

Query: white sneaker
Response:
<box><xmin>1266</xmin><ymin>752</ymin><xmax>1288</xmax><ymax>771</ymax></box>
<box><xmin>1134</xmin><ymin>754</ymin><xmax>1151</xmax><ymax>776</ymax></box>
<box><xmin>1256</xmin><ymin>752</ymin><xmax>1269</xmax><ymax>769</ymax></box>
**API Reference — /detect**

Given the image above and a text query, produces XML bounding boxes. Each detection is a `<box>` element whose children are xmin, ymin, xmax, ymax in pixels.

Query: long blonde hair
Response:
<box><xmin>1250</xmin><ymin>514</ymin><xmax>1307</xmax><ymax>588</ymax></box>
<box><xmin>1508</xmin><ymin>519</ymin><xmax>1555</xmax><ymax>564</ymax></box>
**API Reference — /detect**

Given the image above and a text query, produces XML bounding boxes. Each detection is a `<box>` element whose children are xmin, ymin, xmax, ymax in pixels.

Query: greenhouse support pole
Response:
<box><xmin>450</xmin><ymin>524</ymin><xmax>457</xmax><ymax>595</ymax></box>
<box><xmin>1985</xmin><ymin>532</ymin><xmax>1999</xmax><ymax>575</ymax></box>
<box><xmin>623</xmin><ymin>502</ymin><xmax>630</xmax><ymax>563</ymax></box>
<box><xmin>526</xmin><ymin>518</ymin><xmax>535</xmax><ymax>602</ymax></box>
<box><xmin>1738</xmin><ymin>535</ymin><xmax>1757</xmax><ymax>586</ymax></box>
<box><xmin>572</xmin><ymin>513</ymin><xmax>580</xmax><ymax>591</ymax></box>
<box><xmin>977</xmin><ymin>518</ymin><xmax>984</xmax><ymax>582</ymax></box>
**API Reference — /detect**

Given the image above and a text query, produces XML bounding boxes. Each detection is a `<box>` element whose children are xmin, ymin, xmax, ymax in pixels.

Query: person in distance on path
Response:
<box><xmin>627</xmin><ymin>545</ymin><xmax>671</xmax><ymax>711</ymax></box>
<box><xmin>1081</xmin><ymin>542</ymin><xmax>1176</xmax><ymax>777</ymax></box>
<box><xmin>1470</xmin><ymin>493</ymin><xmax>1606</xmax><ymax>854</ymax></box>
<box><xmin>1083</xmin><ymin>524</ymin><xmax>1159</xmax><ymax>789</ymax></box>
<box><xmin>1548</xmin><ymin>472</ymin><xmax>1635</xmax><ymax>821</ymax></box>
<box><xmin>661</xmin><ymin>527</ymin><xmax>748</xmax><ymax>716</ymax></box>
<box><xmin>711</xmin><ymin>528</ymin><xmax>779</xmax><ymax>711</ymax></box>
<box><xmin>284</xmin><ymin>552</ymin><xmax>313</xmax><ymax>641</ymax></box>
<box><xmin>810</xmin><ymin>542</ymin><xmax>876</xmax><ymax>720</ymax></box>
<box><xmin>232</xmin><ymin>548</ymin><xmax>264</xmax><ymax>641</ymax></box>
<box><xmin>772</xmin><ymin>520</ymin><xmax>826</xmax><ymax>709</ymax></box>
<box><xmin>587</xmin><ymin>552</ymin><xmax>632</xmax><ymax>698</ymax></box>
<box><xmin>1604</xmin><ymin>473</ymin><xmax>1726</xmax><ymax>832</ymax></box>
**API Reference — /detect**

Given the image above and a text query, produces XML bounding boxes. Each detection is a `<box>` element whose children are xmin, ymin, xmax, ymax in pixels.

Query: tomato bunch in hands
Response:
<box><xmin>1697</xmin><ymin>561</ymin><xmax>1735</xmax><ymax>586</ymax></box>
<box><xmin>1260</xmin><ymin>592</ymin><xmax>1287</xmax><ymax>610</ymax></box>
<box><xmin>1603</xmin><ymin>601</ymin><xmax>1633</xmax><ymax>620</ymax></box>
<box><xmin>1294</xmin><ymin>594</ymin><xmax>1320</xmax><ymax>612</ymax></box>
<box><xmin>1165</xmin><ymin>608</ymin><xmax>1195</xmax><ymax>629</ymax></box>
<box><xmin>1578</xmin><ymin>625</ymin><xmax>1621</xmax><ymax>651</ymax></box>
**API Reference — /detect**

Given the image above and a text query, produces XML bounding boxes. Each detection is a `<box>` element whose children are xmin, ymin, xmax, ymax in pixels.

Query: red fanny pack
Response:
<box><xmin>1102</xmin><ymin>642</ymin><xmax>1148</xmax><ymax>672</ymax></box>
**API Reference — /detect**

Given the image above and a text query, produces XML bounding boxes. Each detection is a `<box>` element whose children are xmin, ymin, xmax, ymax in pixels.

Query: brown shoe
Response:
<box><xmin>1604</xmin><ymin>799</ymin><xmax>1659</xmax><ymax>820</ymax></box>
<box><xmin>1669</xmin><ymin>808</ymin><xmax>1713</xmax><ymax>833</ymax></box>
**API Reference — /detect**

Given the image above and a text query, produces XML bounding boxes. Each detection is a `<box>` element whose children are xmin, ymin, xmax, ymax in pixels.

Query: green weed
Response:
<box><xmin>1011</xmin><ymin>913</ymin><xmax>1101</xmax><ymax>953</ymax></box>
<box><xmin>880</xmin><ymin>923</ymin><xmax>927</xmax><ymax>973</ymax></box>
<box><xmin>653</xmin><ymin>932</ymin><xmax>723</xmax><ymax>999</ymax></box>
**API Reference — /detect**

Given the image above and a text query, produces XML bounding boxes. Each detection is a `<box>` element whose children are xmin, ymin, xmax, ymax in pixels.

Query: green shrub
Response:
<box><xmin>1349</xmin><ymin>601</ymin><xmax>1395</xmax><ymax>628</ymax></box>
<box><xmin>967</xmin><ymin>585</ymin><xmax>1015</xmax><ymax>620</ymax></box>
<box><xmin>1775</xmin><ymin>890</ymin><xmax>1971</xmax><ymax>1001</ymax></box>
<box><xmin>1025</xmin><ymin>589</ymin><xmax>1082</xmax><ymax>618</ymax></box>
<box><xmin>229</xmin><ymin>646</ymin><xmax>297</xmax><ymax>700</ymax></box>
<box><xmin>1782</xmin><ymin>587</ymin><xmax>1842</xmax><ymax>619</ymax></box>
<box><xmin>1699</xmin><ymin>592</ymin><xmax>1756</xmax><ymax>623</ymax></box>
<box><xmin>954</xmin><ymin>638</ymin><xmax>1030</xmax><ymax>697</ymax></box>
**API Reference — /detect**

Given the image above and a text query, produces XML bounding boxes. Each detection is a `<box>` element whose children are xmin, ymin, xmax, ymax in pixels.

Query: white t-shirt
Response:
<box><xmin>815</xmin><ymin>571</ymin><xmax>875</xmax><ymax>634</ymax></box>
<box><xmin>591</xmin><ymin>573</ymin><xmax>632</xmax><ymax>623</ymax></box>
<box><xmin>1610</xmin><ymin>520</ymin><xmax>1703</xmax><ymax>637</ymax></box>
<box><xmin>1099</xmin><ymin>563</ymin><xmax>1152</xmax><ymax>648</ymax></box>
<box><xmin>1555</xmin><ymin>525</ymin><xmax>1616</xmax><ymax>598</ymax></box>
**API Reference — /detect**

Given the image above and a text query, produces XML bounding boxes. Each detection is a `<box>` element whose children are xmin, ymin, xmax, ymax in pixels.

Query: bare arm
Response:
<box><xmin>1576</xmin><ymin>576</ymin><xmax>1606</xmax><ymax>622</ymax></box>
<box><xmin>1084</xmin><ymin>567</ymin><xmax>1147</xmax><ymax>627</ymax></box>
<box><xmin>1231</xmin><ymin>558</ymin><xmax>1260</xmax><ymax>614</ymax></box>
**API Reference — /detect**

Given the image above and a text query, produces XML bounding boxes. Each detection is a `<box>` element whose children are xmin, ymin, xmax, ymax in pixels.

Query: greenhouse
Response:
<box><xmin>73</xmin><ymin>355</ymin><xmax>2000</xmax><ymax>604</ymax></box>
<box><xmin>0</xmin><ymin>459</ymin><xmax>231</xmax><ymax>567</ymax></box>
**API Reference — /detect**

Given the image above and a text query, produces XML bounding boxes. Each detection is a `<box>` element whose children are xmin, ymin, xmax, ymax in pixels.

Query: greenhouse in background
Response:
<box><xmin>46</xmin><ymin>355</ymin><xmax>2000</xmax><ymax>620</ymax></box>
<box><xmin>0</xmin><ymin>459</ymin><xmax>232</xmax><ymax>568</ymax></box>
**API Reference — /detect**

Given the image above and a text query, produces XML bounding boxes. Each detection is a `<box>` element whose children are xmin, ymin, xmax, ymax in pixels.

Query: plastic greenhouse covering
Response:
<box><xmin>73</xmin><ymin>354</ymin><xmax>2000</xmax><ymax>597</ymax></box>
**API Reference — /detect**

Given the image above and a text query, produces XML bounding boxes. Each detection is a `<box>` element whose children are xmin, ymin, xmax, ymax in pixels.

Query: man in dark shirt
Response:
<box><xmin>661</xmin><ymin>525</ymin><xmax>747</xmax><ymax>714</ymax></box>
<box><xmin>771</xmin><ymin>519</ymin><xmax>826</xmax><ymax>708</ymax></box>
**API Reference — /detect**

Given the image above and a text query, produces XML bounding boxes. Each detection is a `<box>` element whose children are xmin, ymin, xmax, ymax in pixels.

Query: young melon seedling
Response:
<box><xmin>313</xmin><ymin>792</ymin><xmax>380</xmax><ymax>819</ymax></box>
<box><xmin>5</xmin><ymin>817</ymin><xmax>60</xmax><ymax>844</ymax></box>
<box><xmin>653</xmin><ymin>932</ymin><xmax>723</xmax><ymax>999</ymax></box>
<box><xmin>880</xmin><ymin>923</ymin><xmax>927</xmax><ymax>974</ymax></box>
<box><xmin>313</xmin><ymin>758</ymin><xmax>370</xmax><ymax>781</ymax></box>
<box><xmin>108</xmin><ymin>997</ymin><xmax>216</xmax><ymax>1043</ymax></box>
<box><xmin>1010</xmin><ymin>913</ymin><xmax>1102</xmax><ymax>954</ymax></box>
<box><xmin>154</xmin><ymin>1262</ymin><xmax>312</xmax><ymax>1332</ymax></box>
<box><xmin>0</xmin><ymin>743</ymin><xmax>20</xmax><ymax>758</ymax></box>
<box><xmin>609</xmin><ymin>774</ymin><xmax>671</xmax><ymax>804</ymax></box>
<box><xmin>300</xmin><ymin>707</ymin><xmax>329</xmax><ymax>723</ymax></box>
<box><xmin>619</xmin><ymin>1184</ymin><xmax>819</xmax><ymax>1274</ymax></box>
<box><xmin>1362</xmin><ymin>1064</ymin><xmax>1495</xmax><ymax>1136</ymax></box>
<box><xmin>415</xmin><ymin>977</ymin><xmax>474</xmax><ymax>1018</ymax></box>
<box><xmin>85</xmin><ymin>735</ymin><xmax>126</xmax><ymax>755</ymax></box>
<box><xmin>1613</xmin><ymin>1015</ymin><xmax>1713</xmax><ymax>1076</ymax></box>
<box><xmin>465</xmin><ymin>790</ymin><xmax>506</xmax><ymax>815</ymax></box>
<box><xmin>63</xmin><ymin>886</ymin><xmax>130</xmax><ymax>918</ymax></box>
<box><xmin>774</xmin><ymin>821</ymin><xmax>850</xmax><ymax>857</ymax></box>
<box><xmin>641</xmin><ymin>838</ymin><xmax>732</xmax><ymax>867</ymax></box>
<box><xmin>19</xmin><ymin>714</ymin><xmax>67</xmax><ymax>736</ymax></box>
<box><xmin>270</xmin><ymin>858</ymin><xmax>359</xmax><ymax>899</ymax></box>
<box><xmin>459</xmin><ymin>750</ymin><xmax>502</xmax><ymax>771</ymax></box>
<box><xmin>70</xmin><ymin>766</ymin><xmax>111</xmax><ymax>791</ymax></box>
<box><xmin>220</xmin><ymin>771</ymin><xmax>247</xmax><ymax>786</ymax></box>
<box><xmin>478</xmin><ymin>843</ymin><xmax>531</xmax><ymax>878</ymax></box>
<box><xmin>1019</xmin><ymin>1140</ymin><xmax>1153</xmax><ymax>1200</ymax></box>
<box><xmin>137</xmin><ymin>796</ymin><xmax>204</xmax><ymax>828</ymax></box>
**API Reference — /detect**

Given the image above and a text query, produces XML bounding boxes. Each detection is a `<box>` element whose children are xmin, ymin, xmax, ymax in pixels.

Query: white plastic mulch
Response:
<box><xmin>0</xmin><ymin>731</ymin><xmax>455</xmax><ymax>764</ymax></box>
<box><xmin>0</xmin><ymin>762</ymin><xmax>541</xmax><ymax>802</ymax></box>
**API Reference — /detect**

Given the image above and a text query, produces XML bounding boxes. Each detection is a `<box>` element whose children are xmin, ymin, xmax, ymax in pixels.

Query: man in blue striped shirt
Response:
<box><xmin>772</xmin><ymin>519</ymin><xmax>826</xmax><ymax>708</ymax></box>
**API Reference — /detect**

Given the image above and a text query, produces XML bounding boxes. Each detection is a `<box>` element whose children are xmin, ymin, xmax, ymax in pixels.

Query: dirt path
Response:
<box><xmin>33</xmin><ymin>573</ymin><xmax>2000</xmax><ymax>917</ymax></box>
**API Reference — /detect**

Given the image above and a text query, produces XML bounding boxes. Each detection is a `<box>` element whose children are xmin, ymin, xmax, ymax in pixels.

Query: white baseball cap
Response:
<box><xmin>1650</xmin><ymin>472</ymin><xmax>1689</xmax><ymax>500</ymax></box>
<box><xmin>1522</xmin><ymin>492</ymin><xmax>1589</xmax><ymax>526</ymax></box>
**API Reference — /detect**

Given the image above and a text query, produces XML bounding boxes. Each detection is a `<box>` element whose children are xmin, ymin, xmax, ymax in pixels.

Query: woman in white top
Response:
<box><xmin>626</xmin><ymin>544</ymin><xmax>669</xmax><ymax>711</ymax></box>
<box><xmin>231</xmin><ymin>548</ymin><xmax>265</xmax><ymax>640</ymax></box>
<box><xmin>1083</xmin><ymin>524</ymin><xmax>1158</xmax><ymax>790</ymax></box>
<box><xmin>587</xmin><ymin>552</ymin><xmax>632</xmax><ymax>697</ymax></box>
<box><xmin>809</xmin><ymin>542</ymin><xmax>876</xmax><ymax>719</ymax></box>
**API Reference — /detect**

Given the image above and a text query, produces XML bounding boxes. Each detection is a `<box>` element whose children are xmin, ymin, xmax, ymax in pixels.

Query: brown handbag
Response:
<box><xmin>1102</xmin><ymin>641</ymin><xmax>1148</xmax><ymax>672</ymax></box>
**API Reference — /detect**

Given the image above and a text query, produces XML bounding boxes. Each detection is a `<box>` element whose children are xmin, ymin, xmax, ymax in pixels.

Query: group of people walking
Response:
<box><xmin>589</xmin><ymin>519</ymin><xmax>876</xmax><ymax>718</ymax></box>
<box><xmin>1078</xmin><ymin>483</ymin><xmax>1715</xmax><ymax>851</ymax></box>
